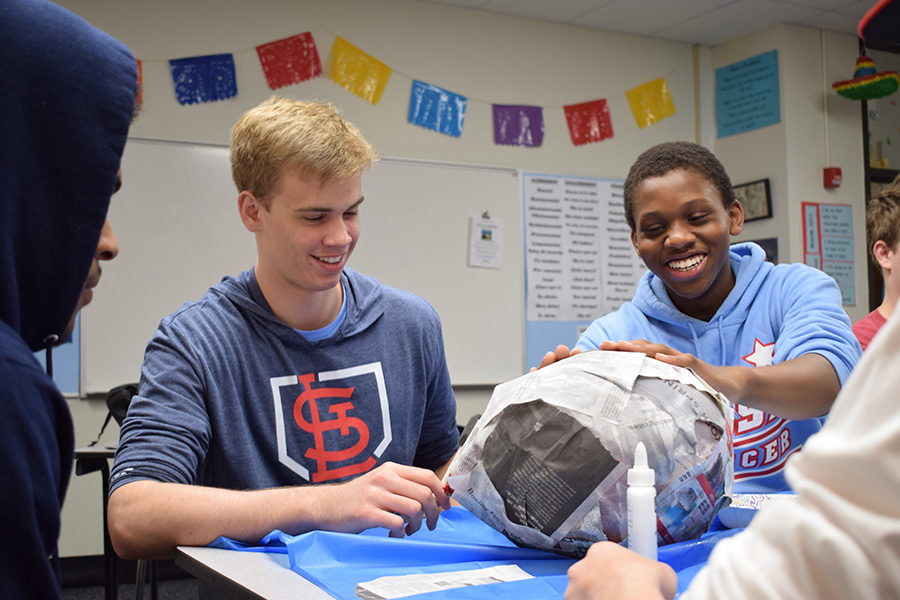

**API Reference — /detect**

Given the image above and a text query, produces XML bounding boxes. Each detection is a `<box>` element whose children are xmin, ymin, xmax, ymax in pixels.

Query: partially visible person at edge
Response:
<box><xmin>107</xmin><ymin>96</ymin><xmax>459</xmax><ymax>560</ymax></box>
<box><xmin>566</xmin><ymin>307</ymin><xmax>900</xmax><ymax>600</ymax></box>
<box><xmin>537</xmin><ymin>142</ymin><xmax>861</xmax><ymax>495</ymax></box>
<box><xmin>0</xmin><ymin>0</ymin><xmax>137</xmax><ymax>597</ymax></box>
<box><xmin>853</xmin><ymin>174</ymin><xmax>900</xmax><ymax>350</ymax></box>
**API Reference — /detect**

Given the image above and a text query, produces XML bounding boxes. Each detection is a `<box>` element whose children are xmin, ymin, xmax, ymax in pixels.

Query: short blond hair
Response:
<box><xmin>230</xmin><ymin>96</ymin><xmax>376</xmax><ymax>206</ymax></box>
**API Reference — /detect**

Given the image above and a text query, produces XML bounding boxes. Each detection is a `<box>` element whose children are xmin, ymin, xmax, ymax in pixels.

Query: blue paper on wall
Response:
<box><xmin>169</xmin><ymin>53</ymin><xmax>238</xmax><ymax>105</ymax></box>
<box><xmin>408</xmin><ymin>80</ymin><xmax>467</xmax><ymax>137</ymax></box>
<box><xmin>715</xmin><ymin>50</ymin><xmax>780</xmax><ymax>138</ymax></box>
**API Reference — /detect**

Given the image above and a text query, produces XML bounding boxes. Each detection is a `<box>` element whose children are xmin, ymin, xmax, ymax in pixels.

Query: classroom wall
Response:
<box><xmin>714</xmin><ymin>25</ymin><xmax>866</xmax><ymax>321</ymax></box>
<box><xmin>56</xmin><ymin>0</ymin><xmax>697</xmax><ymax>175</ymax></box>
<box><xmin>56</xmin><ymin>0</ymin><xmax>863</xmax><ymax>558</ymax></box>
<box><xmin>58</xmin><ymin>0</ymin><xmax>698</xmax><ymax>557</ymax></box>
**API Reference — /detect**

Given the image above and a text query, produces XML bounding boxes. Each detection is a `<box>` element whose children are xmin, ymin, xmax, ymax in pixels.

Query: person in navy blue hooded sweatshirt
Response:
<box><xmin>0</xmin><ymin>0</ymin><xmax>137</xmax><ymax>597</ymax></box>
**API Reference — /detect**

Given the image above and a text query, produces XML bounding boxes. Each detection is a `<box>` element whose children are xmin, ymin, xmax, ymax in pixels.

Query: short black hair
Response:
<box><xmin>623</xmin><ymin>141</ymin><xmax>734</xmax><ymax>231</ymax></box>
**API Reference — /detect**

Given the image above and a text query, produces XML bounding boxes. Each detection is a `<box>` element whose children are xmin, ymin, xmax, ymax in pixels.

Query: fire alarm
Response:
<box><xmin>824</xmin><ymin>167</ymin><xmax>842</xmax><ymax>189</ymax></box>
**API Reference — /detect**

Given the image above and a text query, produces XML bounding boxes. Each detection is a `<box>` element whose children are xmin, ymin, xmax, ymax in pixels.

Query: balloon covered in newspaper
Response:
<box><xmin>445</xmin><ymin>351</ymin><xmax>733</xmax><ymax>557</ymax></box>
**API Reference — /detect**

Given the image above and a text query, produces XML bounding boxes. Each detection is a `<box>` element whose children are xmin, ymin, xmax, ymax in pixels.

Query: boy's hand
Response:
<box><xmin>599</xmin><ymin>339</ymin><xmax>742</xmax><ymax>402</ymax></box>
<box><xmin>530</xmin><ymin>344</ymin><xmax>582</xmax><ymax>371</ymax></box>
<box><xmin>599</xmin><ymin>339</ymin><xmax>679</xmax><ymax>358</ymax></box>
<box><xmin>320</xmin><ymin>462</ymin><xmax>451</xmax><ymax>538</ymax></box>
<box><xmin>565</xmin><ymin>541</ymin><xmax>677</xmax><ymax>600</ymax></box>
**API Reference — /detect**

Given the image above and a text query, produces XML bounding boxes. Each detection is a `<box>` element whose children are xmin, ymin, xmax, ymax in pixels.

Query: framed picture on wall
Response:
<box><xmin>734</xmin><ymin>178</ymin><xmax>772</xmax><ymax>222</ymax></box>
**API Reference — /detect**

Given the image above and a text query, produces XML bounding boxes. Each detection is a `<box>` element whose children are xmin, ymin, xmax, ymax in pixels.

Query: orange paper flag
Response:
<box><xmin>330</xmin><ymin>36</ymin><xmax>391</xmax><ymax>104</ymax></box>
<box><xmin>626</xmin><ymin>78</ymin><xmax>675</xmax><ymax>129</ymax></box>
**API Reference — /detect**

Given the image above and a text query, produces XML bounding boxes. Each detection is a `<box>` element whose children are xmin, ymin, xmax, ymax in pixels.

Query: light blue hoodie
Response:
<box><xmin>577</xmin><ymin>242</ymin><xmax>861</xmax><ymax>493</ymax></box>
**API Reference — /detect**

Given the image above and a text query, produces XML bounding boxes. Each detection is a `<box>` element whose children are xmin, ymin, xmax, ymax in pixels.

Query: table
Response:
<box><xmin>175</xmin><ymin>546</ymin><xmax>333</xmax><ymax>599</ymax></box>
<box><xmin>74</xmin><ymin>444</ymin><xmax>158</xmax><ymax>600</ymax></box>
<box><xmin>74</xmin><ymin>445</ymin><xmax>120</xmax><ymax>600</ymax></box>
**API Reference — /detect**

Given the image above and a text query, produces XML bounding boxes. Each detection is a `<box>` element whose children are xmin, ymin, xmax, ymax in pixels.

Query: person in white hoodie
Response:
<box><xmin>565</xmin><ymin>305</ymin><xmax>900</xmax><ymax>599</ymax></box>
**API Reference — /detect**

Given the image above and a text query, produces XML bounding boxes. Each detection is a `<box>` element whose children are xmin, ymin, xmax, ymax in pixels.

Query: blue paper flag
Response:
<box><xmin>169</xmin><ymin>53</ymin><xmax>238</xmax><ymax>105</ymax></box>
<box><xmin>408</xmin><ymin>80</ymin><xmax>467</xmax><ymax>137</ymax></box>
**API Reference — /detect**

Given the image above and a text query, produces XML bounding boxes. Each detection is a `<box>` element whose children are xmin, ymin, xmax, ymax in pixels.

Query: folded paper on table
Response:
<box><xmin>717</xmin><ymin>492</ymin><xmax>797</xmax><ymax>529</ymax></box>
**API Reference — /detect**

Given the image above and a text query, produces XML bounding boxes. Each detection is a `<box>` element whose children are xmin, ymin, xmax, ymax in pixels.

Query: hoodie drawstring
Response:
<box><xmin>717</xmin><ymin>319</ymin><xmax>727</xmax><ymax>366</ymax></box>
<box><xmin>687</xmin><ymin>322</ymin><xmax>701</xmax><ymax>357</ymax></box>
<box><xmin>43</xmin><ymin>334</ymin><xmax>58</xmax><ymax>378</ymax></box>
<box><xmin>686</xmin><ymin>319</ymin><xmax>727</xmax><ymax>366</ymax></box>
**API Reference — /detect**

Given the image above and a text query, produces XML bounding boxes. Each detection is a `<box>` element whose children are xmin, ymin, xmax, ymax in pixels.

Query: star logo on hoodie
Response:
<box><xmin>742</xmin><ymin>339</ymin><xmax>775</xmax><ymax>367</ymax></box>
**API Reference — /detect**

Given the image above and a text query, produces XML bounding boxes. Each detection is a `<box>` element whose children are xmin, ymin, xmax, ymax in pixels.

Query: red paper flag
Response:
<box><xmin>256</xmin><ymin>32</ymin><xmax>322</xmax><ymax>90</ymax></box>
<box><xmin>564</xmin><ymin>99</ymin><xmax>614</xmax><ymax>146</ymax></box>
<box><xmin>136</xmin><ymin>59</ymin><xmax>143</xmax><ymax>108</ymax></box>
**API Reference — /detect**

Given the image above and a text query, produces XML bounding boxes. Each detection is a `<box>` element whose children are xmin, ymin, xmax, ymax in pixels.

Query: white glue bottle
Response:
<box><xmin>627</xmin><ymin>441</ymin><xmax>658</xmax><ymax>561</ymax></box>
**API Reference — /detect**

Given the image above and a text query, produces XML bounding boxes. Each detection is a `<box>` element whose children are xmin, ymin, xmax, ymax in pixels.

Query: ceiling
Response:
<box><xmin>414</xmin><ymin>0</ymin><xmax>874</xmax><ymax>46</ymax></box>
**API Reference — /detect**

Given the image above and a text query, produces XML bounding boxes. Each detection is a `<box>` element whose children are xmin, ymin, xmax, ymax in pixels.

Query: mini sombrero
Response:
<box><xmin>832</xmin><ymin>54</ymin><xmax>899</xmax><ymax>100</ymax></box>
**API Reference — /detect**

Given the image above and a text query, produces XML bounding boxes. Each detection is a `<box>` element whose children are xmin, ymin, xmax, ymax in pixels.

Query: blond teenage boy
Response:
<box><xmin>108</xmin><ymin>97</ymin><xmax>458</xmax><ymax>559</ymax></box>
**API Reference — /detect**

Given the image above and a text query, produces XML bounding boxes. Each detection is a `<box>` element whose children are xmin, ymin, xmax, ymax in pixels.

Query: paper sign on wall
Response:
<box><xmin>716</xmin><ymin>50</ymin><xmax>780</xmax><ymax>138</ymax></box>
<box><xmin>468</xmin><ymin>215</ymin><xmax>503</xmax><ymax>269</ymax></box>
<box><xmin>802</xmin><ymin>202</ymin><xmax>855</xmax><ymax>305</ymax></box>
<box><xmin>523</xmin><ymin>173</ymin><xmax>646</xmax><ymax>369</ymax></box>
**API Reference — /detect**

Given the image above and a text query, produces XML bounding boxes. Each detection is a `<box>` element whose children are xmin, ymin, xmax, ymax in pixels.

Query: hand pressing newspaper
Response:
<box><xmin>445</xmin><ymin>350</ymin><xmax>733</xmax><ymax>557</ymax></box>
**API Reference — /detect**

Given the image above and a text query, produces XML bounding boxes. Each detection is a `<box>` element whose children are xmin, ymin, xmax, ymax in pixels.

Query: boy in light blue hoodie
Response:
<box><xmin>539</xmin><ymin>142</ymin><xmax>861</xmax><ymax>494</ymax></box>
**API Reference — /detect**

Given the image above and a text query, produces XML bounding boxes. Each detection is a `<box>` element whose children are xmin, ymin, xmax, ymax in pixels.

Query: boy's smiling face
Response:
<box><xmin>630</xmin><ymin>168</ymin><xmax>744</xmax><ymax>321</ymax></box>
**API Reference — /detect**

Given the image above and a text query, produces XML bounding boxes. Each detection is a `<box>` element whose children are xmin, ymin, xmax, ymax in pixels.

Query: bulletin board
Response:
<box><xmin>80</xmin><ymin>139</ymin><xmax>524</xmax><ymax>393</ymax></box>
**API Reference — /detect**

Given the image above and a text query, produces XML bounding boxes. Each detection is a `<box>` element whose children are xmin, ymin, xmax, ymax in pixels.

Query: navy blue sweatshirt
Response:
<box><xmin>0</xmin><ymin>1</ymin><xmax>136</xmax><ymax>597</ymax></box>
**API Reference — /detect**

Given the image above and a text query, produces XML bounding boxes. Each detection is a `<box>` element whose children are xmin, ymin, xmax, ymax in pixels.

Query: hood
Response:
<box><xmin>633</xmin><ymin>242</ymin><xmax>768</xmax><ymax>329</ymax></box>
<box><xmin>213</xmin><ymin>268</ymin><xmax>385</xmax><ymax>344</ymax></box>
<box><xmin>0</xmin><ymin>0</ymin><xmax>137</xmax><ymax>351</ymax></box>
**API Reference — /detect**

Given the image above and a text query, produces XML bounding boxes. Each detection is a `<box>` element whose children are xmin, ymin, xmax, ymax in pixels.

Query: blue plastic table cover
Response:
<box><xmin>210</xmin><ymin>506</ymin><xmax>742</xmax><ymax>599</ymax></box>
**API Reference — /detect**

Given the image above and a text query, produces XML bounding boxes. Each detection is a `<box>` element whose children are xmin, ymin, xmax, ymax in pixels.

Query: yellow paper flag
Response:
<box><xmin>626</xmin><ymin>78</ymin><xmax>675</xmax><ymax>129</ymax></box>
<box><xmin>330</xmin><ymin>36</ymin><xmax>392</xmax><ymax>104</ymax></box>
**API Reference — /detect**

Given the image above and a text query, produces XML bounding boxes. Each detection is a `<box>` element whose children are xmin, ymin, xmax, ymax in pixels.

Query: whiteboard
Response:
<box><xmin>83</xmin><ymin>139</ymin><xmax>523</xmax><ymax>392</ymax></box>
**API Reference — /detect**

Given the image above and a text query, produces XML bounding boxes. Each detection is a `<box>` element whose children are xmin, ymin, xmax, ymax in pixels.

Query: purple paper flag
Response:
<box><xmin>492</xmin><ymin>104</ymin><xmax>544</xmax><ymax>147</ymax></box>
<box><xmin>169</xmin><ymin>53</ymin><xmax>237</xmax><ymax>105</ymax></box>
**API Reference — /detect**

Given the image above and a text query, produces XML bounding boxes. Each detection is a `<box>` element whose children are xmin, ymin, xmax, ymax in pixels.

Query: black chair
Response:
<box><xmin>75</xmin><ymin>383</ymin><xmax>157</xmax><ymax>600</ymax></box>
<box><xmin>457</xmin><ymin>413</ymin><xmax>481</xmax><ymax>446</ymax></box>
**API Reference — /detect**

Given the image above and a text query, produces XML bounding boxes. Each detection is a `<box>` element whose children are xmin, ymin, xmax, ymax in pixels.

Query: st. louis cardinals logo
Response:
<box><xmin>269</xmin><ymin>362</ymin><xmax>392</xmax><ymax>483</ymax></box>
